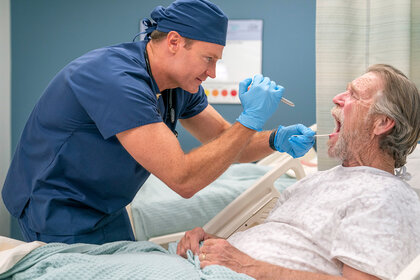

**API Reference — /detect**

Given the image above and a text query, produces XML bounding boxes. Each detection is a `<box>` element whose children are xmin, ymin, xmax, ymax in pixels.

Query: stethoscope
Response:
<box><xmin>144</xmin><ymin>45</ymin><xmax>178</xmax><ymax>137</ymax></box>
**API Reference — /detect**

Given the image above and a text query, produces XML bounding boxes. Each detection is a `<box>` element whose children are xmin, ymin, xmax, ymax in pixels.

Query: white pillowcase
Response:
<box><xmin>406</xmin><ymin>144</ymin><xmax>420</xmax><ymax>196</ymax></box>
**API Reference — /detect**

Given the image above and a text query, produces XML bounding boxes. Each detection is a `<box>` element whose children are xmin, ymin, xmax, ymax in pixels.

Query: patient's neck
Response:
<box><xmin>342</xmin><ymin>147</ymin><xmax>395</xmax><ymax>175</ymax></box>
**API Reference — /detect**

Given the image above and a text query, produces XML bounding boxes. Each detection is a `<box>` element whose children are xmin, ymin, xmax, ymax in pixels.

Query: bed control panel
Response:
<box><xmin>234</xmin><ymin>197</ymin><xmax>279</xmax><ymax>233</ymax></box>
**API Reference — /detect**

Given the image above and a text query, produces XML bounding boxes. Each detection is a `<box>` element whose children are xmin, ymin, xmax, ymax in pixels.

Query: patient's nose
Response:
<box><xmin>333</xmin><ymin>92</ymin><xmax>346</xmax><ymax>107</ymax></box>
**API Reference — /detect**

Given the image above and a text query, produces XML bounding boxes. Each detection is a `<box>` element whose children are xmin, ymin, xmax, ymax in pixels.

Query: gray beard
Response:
<box><xmin>328</xmin><ymin>127</ymin><xmax>349</xmax><ymax>162</ymax></box>
<box><xmin>327</xmin><ymin>119</ymin><xmax>373</xmax><ymax>162</ymax></box>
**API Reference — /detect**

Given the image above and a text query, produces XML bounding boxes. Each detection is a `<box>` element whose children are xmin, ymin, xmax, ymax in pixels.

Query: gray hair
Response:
<box><xmin>367</xmin><ymin>64</ymin><xmax>420</xmax><ymax>168</ymax></box>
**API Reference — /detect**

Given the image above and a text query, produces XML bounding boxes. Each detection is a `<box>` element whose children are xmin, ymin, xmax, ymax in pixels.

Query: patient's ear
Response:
<box><xmin>373</xmin><ymin>115</ymin><xmax>395</xmax><ymax>136</ymax></box>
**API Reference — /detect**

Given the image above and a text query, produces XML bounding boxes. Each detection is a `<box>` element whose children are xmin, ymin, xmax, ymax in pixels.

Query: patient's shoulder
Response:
<box><xmin>283</xmin><ymin>165</ymin><xmax>417</xmax><ymax>206</ymax></box>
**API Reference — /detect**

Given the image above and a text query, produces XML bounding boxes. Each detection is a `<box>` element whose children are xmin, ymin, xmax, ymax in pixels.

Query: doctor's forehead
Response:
<box><xmin>193</xmin><ymin>40</ymin><xmax>224</xmax><ymax>59</ymax></box>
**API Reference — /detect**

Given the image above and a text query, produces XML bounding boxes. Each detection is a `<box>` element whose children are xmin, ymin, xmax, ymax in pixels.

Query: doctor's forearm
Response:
<box><xmin>236</xmin><ymin>131</ymin><xmax>274</xmax><ymax>163</ymax></box>
<box><xmin>117</xmin><ymin>121</ymin><xmax>257</xmax><ymax>198</ymax></box>
<box><xmin>173</xmin><ymin>122</ymin><xmax>256</xmax><ymax>197</ymax></box>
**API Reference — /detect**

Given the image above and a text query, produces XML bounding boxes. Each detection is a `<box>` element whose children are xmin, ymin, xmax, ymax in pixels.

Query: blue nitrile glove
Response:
<box><xmin>236</xmin><ymin>74</ymin><xmax>284</xmax><ymax>131</ymax></box>
<box><xmin>274</xmin><ymin>124</ymin><xmax>315</xmax><ymax>158</ymax></box>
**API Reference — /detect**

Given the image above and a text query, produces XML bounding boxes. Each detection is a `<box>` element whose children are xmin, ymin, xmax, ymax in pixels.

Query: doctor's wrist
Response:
<box><xmin>269</xmin><ymin>129</ymin><xmax>277</xmax><ymax>151</ymax></box>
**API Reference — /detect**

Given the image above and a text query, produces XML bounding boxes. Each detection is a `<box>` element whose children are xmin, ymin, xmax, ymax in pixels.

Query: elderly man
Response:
<box><xmin>2</xmin><ymin>0</ymin><xmax>314</xmax><ymax>245</ymax></box>
<box><xmin>177</xmin><ymin>64</ymin><xmax>420</xmax><ymax>280</ymax></box>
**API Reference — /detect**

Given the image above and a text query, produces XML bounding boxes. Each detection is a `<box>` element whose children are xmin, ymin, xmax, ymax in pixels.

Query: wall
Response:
<box><xmin>0</xmin><ymin>0</ymin><xmax>11</xmax><ymax>237</ymax></box>
<box><xmin>9</xmin><ymin>0</ymin><xmax>315</xmax><ymax>239</ymax></box>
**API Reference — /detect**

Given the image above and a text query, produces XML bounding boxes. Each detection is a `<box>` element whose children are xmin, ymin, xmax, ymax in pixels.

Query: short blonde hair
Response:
<box><xmin>150</xmin><ymin>30</ymin><xmax>195</xmax><ymax>49</ymax></box>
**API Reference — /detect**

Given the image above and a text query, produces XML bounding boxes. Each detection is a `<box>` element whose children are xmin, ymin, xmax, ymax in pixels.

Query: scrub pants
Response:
<box><xmin>18</xmin><ymin>209</ymin><xmax>135</xmax><ymax>245</ymax></box>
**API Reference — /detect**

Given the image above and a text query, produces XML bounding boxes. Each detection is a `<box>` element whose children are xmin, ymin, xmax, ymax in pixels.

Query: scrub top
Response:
<box><xmin>2</xmin><ymin>40</ymin><xmax>208</xmax><ymax>241</ymax></box>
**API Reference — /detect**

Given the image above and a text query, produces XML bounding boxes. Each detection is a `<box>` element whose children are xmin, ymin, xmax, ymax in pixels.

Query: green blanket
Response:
<box><xmin>0</xmin><ymin>241</ymin><xmax>253</xmax><ymax>280</ymax></box>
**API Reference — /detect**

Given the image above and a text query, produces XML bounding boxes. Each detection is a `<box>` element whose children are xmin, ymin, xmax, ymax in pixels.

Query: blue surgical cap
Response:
<box><xmin>143</xmin><ymin>0</ymin><xmax>228</xmax><ymax>46</ymax></box>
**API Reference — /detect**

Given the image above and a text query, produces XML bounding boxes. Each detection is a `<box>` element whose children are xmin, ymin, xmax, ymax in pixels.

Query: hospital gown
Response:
<box><xmin>228</xmin><ymin>165</ymin><xmax>420</xmax><ymax>280</ymax></box>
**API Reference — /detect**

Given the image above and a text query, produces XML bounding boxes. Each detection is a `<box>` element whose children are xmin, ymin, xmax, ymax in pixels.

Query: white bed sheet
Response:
<box><xmin>0</xmin><ymin>237</ymin><xmax>45</xmax><ymax>274</ymax></box>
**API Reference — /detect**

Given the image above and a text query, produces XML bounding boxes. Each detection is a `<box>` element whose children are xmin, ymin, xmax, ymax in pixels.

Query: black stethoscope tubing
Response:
<box><xmin>144</xmin><ymin>45</ymin><xmax>177</xmax><ymax>136</ymax></box>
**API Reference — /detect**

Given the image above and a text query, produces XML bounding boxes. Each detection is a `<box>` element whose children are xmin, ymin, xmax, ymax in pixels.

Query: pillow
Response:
<box><xmin>406</xmin><ymin>144</ymin><xmax>420</xmax><ymax>195</ymax></box>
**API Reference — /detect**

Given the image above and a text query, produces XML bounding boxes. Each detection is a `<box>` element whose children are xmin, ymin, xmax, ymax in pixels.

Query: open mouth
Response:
<box><xmin>335</xmin><ymin>117</ymin><xmax>342</xmax><ymax>133</ymax></box>
<box><xmin>330</xmin><ymin>115</ymin><xmax>342</xmax><ymax>138</ymax></box>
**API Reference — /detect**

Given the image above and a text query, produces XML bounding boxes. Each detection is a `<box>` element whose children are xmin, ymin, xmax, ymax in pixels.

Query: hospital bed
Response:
<box><xmin>128</xmin><ymin>125</ymin><xmax>318</xmax><ymax>243</ymax></box>
<box><xmin>1</xmin><ymin>236</ymin><xmax>419</xmax><ymax>279</ymax></box>
<box><xmin>2</xmin><ymin>147</ymin><xmax>420</xmax><ymax>279</ymax></box>
<box><xmin>2</xmin><ymin>146</ymin><xmax>420</xmax><ymax>279</ymax></box>
<box><xmin>0</xmin><ymin>151</ymin><xmax>311</xmax><ymax>280</ymax></box>
<box><xmin>126</xmin><ymin>142</ymin><xmax>420</xmax><ymax>280</ymax></box>
<box><xmin>126</xmin><ymin>125</ymin><xmax>317</xmax><ymax>242</ymax></box>
<box><xmin>127</xmin><ymin>149</ymin><xmax>312</xmax><ymax>245</ymax></box>
<box><xmin>128</xmin><ymin>142</ymin><xmax>420</xmax><ymax>246</ymax></box>
<box><xmin>146</xmin><ymin>151</ymin><xmax>309</xmax><ymax>245</ymax></box>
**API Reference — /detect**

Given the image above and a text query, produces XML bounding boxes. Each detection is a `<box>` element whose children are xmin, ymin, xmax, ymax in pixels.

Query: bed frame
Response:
<box><xmin>147</xmin><ymin>152</ymin><xmax>306</xmax><ymax>245</ymax></box>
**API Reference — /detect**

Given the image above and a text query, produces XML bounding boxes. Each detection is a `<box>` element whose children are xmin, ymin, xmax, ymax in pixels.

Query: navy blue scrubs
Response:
<box><xmin>2</xmin><ymin>40</ymin><xmax>208</xmax><ymax>244</ymax></box>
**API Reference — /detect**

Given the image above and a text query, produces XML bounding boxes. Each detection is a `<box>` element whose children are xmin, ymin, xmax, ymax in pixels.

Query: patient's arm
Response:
<box><xmin>176</xmin><ymin>227</ymin><xmax>220</xmax><ymax>258</ymax></box>
<box><xmin>198</xmin><ymin>239</ymin><xmax>380</xmax><ymax>280</ymax></box>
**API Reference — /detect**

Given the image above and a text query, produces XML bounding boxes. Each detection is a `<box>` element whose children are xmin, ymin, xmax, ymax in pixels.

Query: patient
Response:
<box><xmin>177</xmin><ymin>64</ymin><xmax>420</xmax><ymax>280</ymax></box>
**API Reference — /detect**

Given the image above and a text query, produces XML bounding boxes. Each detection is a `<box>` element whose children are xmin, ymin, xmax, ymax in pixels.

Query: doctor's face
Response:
<box><xmin>328</xmin><ymin>72</ymin><xmax>383</xmax><ymax>163</ymax></box>
<box><xmin>174</xmin><ymin>39</ymin><xmax>223</xmax><ymax>93</ymax></box>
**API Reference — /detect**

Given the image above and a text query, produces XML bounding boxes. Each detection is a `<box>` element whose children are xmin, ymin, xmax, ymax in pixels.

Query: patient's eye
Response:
<box><xmin>350</xmin><ymin>91</ymin><xmax>359</xmax><ymax>100</ymax></box>
<box><xmin>346</xmin><ymin>83</ymin><xmax>360</xmax><ymax>100</ymax></box>
<box><xmin>347</xmin><ymin>88</ymin><xmax>360</xmax><ymax>101</ymax></box>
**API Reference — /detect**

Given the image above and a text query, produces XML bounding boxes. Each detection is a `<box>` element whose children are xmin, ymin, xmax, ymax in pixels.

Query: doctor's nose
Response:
<box><xmin>206</xmin><ymin>64</ymin><xmax>216</xmax><ymax>79</ymax></box>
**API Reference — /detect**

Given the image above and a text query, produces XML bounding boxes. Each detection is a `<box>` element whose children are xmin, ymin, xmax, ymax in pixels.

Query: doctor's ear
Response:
<box><xmin>373</xmin><ymin>114</ymin><xmax>395</xmax><ymax>136</ymax></box>
<box><xmin>166</xmin><ymin>31</ymin><xmax>182</xmax><ymax>54</ymax></box>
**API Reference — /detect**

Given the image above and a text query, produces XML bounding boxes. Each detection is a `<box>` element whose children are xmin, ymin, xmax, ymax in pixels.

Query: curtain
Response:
<box><xmin>316</xmin><ymin>0</ymin><xmax>420</xmax><ymax>170</ymax></box>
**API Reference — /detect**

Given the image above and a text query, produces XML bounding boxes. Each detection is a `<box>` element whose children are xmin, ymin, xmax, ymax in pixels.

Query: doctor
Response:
<box><xmin>3</xmin><ymin>0</ymin><xmax>314</xmax><ymax>245</ymax></box>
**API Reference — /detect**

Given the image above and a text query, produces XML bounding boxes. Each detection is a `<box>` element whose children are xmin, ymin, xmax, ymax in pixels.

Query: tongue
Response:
<box><xmin>329</xmin><ymin>132</ymin><xmax>338</xmax><ymax>138</ymax></box>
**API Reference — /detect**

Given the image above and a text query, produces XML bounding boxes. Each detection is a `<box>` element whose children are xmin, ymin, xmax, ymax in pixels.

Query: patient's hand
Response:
<box><xmin>198</xmin><ymin>240</ymin><xmax>382</xmax><ymax>280</ymax></box>
<box><xmin>177</xmin><ymin>227</ymin><xmax>218</xmax><ymax>258</ymax></box>
<box><xmin>197</xmin><ymin>239</ymin><xmax>382</xmax><ymax>280</ymax></box>
<box><xmin>198</xmin><ymin>239</ymin><xmax>254</xmax><ymax>272</ymax></box>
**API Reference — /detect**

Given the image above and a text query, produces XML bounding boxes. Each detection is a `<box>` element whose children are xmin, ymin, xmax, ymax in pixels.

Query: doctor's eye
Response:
<box><xmin>205</xmin><ymin>56</ymin><xmax>213</xmax><ymax>62</ymax></box>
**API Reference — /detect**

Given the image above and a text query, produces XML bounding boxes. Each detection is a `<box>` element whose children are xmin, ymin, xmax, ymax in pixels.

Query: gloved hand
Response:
<box><xmin>236</xmin><ymin>74</ymin><xmax>284</xmax><ymax>131</ymax></box>
<box><xmin>274</xmin><ymin>124</ymin><xmax>315</xmax><ymax>158</ymax></box>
